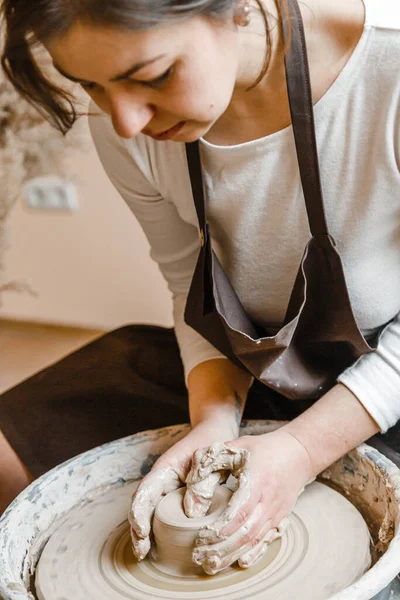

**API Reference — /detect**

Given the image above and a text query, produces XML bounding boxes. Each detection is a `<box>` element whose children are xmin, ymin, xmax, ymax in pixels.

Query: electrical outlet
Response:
<box><xmin>23</xmin><ymin>176</ymin><xmax>79</xmax><ymax>212</ymax></box>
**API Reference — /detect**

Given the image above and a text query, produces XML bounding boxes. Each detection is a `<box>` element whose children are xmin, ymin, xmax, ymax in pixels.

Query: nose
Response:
<box><xmin>109</xmin><ymin>93</ymin><xmax>155</xmax><ymax>139</ymax></box>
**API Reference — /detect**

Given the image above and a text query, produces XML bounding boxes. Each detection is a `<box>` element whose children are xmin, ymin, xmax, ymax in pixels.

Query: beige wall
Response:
<box><xmin>0</xmin><ymin>121</ymin><xmax>173</xmax><ymax>330</ymax></box>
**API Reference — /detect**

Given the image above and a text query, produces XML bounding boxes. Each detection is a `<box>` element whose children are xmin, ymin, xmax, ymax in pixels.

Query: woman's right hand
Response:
<box><xmin>129</xmin><ymin>418</ymin><xmax>239</xmax><ymax>561</ymax></box>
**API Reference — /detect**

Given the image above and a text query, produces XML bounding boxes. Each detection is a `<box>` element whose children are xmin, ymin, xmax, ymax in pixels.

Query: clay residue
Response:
<box><xmin>3</xmin><ymin>422</ymin><xmax>400</xmax><ymax>600</ymax></box>
<box><xmin>319</xmin><ymin>443</ymin><xmax>400</xmax><ymax>561</ymax></box>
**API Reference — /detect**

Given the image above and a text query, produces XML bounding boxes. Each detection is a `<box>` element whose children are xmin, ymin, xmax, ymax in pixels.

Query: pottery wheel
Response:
<box><xmin>35</xmin><ymin>481</ymin><xmax>371</xmax><ymax>600</ymax></box>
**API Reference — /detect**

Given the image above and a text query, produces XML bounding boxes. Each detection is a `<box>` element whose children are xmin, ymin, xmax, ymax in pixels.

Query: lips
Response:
<box><xmin>146</xmin><ymin>121</ymin><xmax>185</xmax><ymax>141</ymax></box>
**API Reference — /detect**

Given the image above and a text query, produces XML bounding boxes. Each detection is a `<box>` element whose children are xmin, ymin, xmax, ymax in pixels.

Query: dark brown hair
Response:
<box><xmin>0</xmin><ymin>0</ymin><xmax>286</xmax><ymax>135</ymax></box>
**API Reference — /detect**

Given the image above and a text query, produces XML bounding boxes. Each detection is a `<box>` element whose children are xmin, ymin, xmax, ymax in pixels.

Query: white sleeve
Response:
<box><xmin>88</xmin><ymin>112</ymin><xmax>225</xmax><ymax>383</ymax></box>
<box><xmin>337</xmin><ymin>314</ymin><xmax>400</xmax><ymax>433</ymax></box>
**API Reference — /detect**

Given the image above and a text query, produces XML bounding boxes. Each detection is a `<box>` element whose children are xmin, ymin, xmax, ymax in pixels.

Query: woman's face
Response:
<box><xmin>45</xmin><ymin>15</ymin><xmax>241</xmax><ymax>141</ymax></box>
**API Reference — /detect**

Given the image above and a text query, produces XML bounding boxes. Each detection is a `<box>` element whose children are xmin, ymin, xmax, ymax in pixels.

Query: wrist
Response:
<box><xmin>281</xmin><ymin>384</ymin><xmax>380</xmax><ymax>475</ymax></box>
<box><xmin>188</xmin><ymin>359</ymin><xmax>251</xmax><ymax>437</ymax></box>
<box><xmin>190</xmin><ymin>391</ymin><xmax>247</xmax><ymax>439</ymax></box>
<box><xmin>191</xmin><ymin>413</ymin><xmax>240</xmax><ymax>440</ymax></box>
<box><xmin>265</xmin><ymin>429</ymin><xmax>316</xmax><ymax>481</ymax></box>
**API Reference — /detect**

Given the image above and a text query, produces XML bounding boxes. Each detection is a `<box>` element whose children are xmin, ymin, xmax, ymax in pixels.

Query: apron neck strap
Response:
<box><xmin>281</xmin><ymin>0</ymin><xmax>328</xmax><ymax>236</ymax></box>
<box><xmin>185</xmin><ymin>0</ymin><xmax>329</xmax><ymax>238</ymax></box>
<box><xmin>185</xmin><ymin>141</ymin><xmax>206</xmax><ymax>234</ymax></box>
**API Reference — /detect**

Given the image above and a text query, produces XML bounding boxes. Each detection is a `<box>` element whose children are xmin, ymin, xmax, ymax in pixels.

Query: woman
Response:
<box><xmin>1</xmin><ymin>0</ymin><xmax>400</xmax><ymax>574</ymax></box>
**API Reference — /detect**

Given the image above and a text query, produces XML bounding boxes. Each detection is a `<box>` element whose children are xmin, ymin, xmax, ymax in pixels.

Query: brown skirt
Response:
<box><xmin>0</xmin><ymin>325</ymin><xmax>398</xmax><ymax>479</ymax></box>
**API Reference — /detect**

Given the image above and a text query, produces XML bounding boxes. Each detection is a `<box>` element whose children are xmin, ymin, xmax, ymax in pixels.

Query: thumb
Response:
<box><xmin>184</xmin><ymin>471</ymin><xmax>224</xmax><ymax>518</ymax></box>
<box><xmin>129</xmin><ymin>467</ymin><xmax>181</xmax><ymax>559</ymax></box>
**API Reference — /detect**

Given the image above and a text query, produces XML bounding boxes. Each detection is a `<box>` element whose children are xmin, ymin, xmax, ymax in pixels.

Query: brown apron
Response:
<box><xmin>184</xmin><ymin>0</ymin><xmax>374</xmax><ymax>401</ymax></box>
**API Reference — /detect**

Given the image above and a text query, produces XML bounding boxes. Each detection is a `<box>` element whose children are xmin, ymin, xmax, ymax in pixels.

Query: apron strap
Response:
<box><xmin>281</xmin><ymin>0</ymin><xmax>328</xmax><ymax>236</ymax></box>
<box><xmin>185</xmin><ymin>0</ymin><xmax>330</xmax><ymax>239</ymax></box>
<box><xmin>185</xmin><ymin>141</ymin><xmax>207</xmax><ymax>241</ymax></box>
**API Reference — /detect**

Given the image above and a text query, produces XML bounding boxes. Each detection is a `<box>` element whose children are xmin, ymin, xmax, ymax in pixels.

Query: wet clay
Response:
<box><xmin>152</xmin><ymin>486</ymin><xmax>233</xmax><ymax>576</ymax></box>
<box><xmin>35</xmin><ymin>480</ymin><xmax>371</xmax><ymax>600</ymax></box>
<box><xmin>3</xmin><ymin>423</ymin><xmax>400</xmax><ymax>600</ymax></box>
<box><xmin>183</xmin><ymin>442</ymin><xmax>305</xmax><ymax>573</ymax></box>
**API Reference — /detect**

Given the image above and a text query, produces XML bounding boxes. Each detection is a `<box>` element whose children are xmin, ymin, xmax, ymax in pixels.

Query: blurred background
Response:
<box><xmin>0</xmin><ymin>57</ymin><xmax>173</xmax><ymax>393</ymax></box>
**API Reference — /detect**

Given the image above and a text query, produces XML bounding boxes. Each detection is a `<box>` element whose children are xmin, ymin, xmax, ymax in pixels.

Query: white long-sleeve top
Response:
<box><xmin>89</xmin><ymin>0</ymin><xmax>400</xmax><ymax>433</ymax></box>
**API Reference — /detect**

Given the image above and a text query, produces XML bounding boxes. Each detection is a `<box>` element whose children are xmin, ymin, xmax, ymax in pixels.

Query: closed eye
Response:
<box><xmin>137</xmin><ymin>66</ymin><xmax>173</xmax><ymax>88</ymax></box>
<box><xmin>81</xmin><ymin>82</ymin><xmax>98</xmax><ymax>91</ymax></box>
<box><xmin>80</xmin><ymin>66</ymin><xmax>174</xmax><ymax>92</ymax></box>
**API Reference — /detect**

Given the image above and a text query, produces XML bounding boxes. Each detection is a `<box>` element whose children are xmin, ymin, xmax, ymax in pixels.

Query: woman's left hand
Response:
<box><xmin>185</xmin><ymin>429</ymin><xmax>315</xmax><ymax>574</ymax></box>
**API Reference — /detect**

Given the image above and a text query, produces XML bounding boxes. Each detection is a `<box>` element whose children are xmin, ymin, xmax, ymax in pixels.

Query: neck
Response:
<box><xmin>203</xmin><ymin>0</ymin><xmax>295</xmax><ymax>144</ymax></box>
<box><xmin>237</xmin><ymin>1</ymin><xmax>284</xmax><ymax>84</ymax></box>
<box><xmin>229</xmin><ymin>0</ymin><xmax>287</xmax><ymax>111</ymax></box>
<box><xmin>205</xmin><ymin>0</ymin><xmax>366</xmax><ymax>145</ymax></box>
<box><xmin>204</xmin><ymin>0</ymin><xmax>289</xmax><ymax>145</ymax></box>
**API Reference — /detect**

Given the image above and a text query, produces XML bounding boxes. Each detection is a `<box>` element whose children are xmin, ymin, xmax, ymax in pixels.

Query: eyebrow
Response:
<box><xmin>52</xmin><ymin>54</ymin><xmax>167</xmax><ymax>84</ymax></box>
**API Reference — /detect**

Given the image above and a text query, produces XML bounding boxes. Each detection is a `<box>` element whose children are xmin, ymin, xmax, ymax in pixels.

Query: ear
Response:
<box><xmin>233</xmin><ymin>0</ymin><xmax>251</xmax><ymax>27</ymax></box>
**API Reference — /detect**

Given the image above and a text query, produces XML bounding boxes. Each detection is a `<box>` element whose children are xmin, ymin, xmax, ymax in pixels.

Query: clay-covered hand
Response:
<box><xmin>185</xmin><ymin>430</ymin><xmax>315</xmax><ymax>574</ymax></box>
<box><xmin>129</xmin><ymin>420</ymin><xmax>237</xmax><ymax>561</ymax></box>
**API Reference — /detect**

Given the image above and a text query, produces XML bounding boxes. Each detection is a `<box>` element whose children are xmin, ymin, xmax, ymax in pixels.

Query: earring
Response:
<box><xmin>234</xmin><ymin>0</ymin><xmax>251</xmax><ymax>27</ymax></box>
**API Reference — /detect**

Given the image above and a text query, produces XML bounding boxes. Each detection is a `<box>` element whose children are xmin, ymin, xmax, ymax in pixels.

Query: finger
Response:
<box><xmin>237</xmin><ymin>527</ymin><xmax>279</xmax><ymax>568</ymax></box>
<box><xmin>199</xmin><ymin>467</ymin><xmax>252</xmax><ymax>540</ymax></box>
<box><xmin>185</xmin><ymin>446</ymin><xmax>226</xmax><ymax>486</ymax></box>
<box><xmin>195</xmin><ymin>513</ymin><xmax>278</xmax><ymax>575</ymax></box>
<box><xmin>195</xmin><ymin>490</ymin><xmax>260</xmax><ymax>546</ymax></box>
<box><xmin>276</xmin><ymin>516</ymin><xmax>290</xmax><ymax>535</ymax></box>
<box><xmin>238</xmin><ymin>516</ymin><xmax>290</xmax><ymax>568</ymax></box>
<box><xmin>193</xmin><ymin>503</ymin><xmax>268</xmax><ymax>561</ymax></box>
<box><xmin>186</xmin><ymin>443</ymin><xmax>249</xmax><ymax>485</ymax></box>
<box><xmin>130</xmin><ymin>527</ymin><xmax>151</xmax><ymax>561</ymax></box>
<box><xmin>184</xmin><ymin>471</ymin><xmax>224</xmax><ymax>519</ymax></box>
<box><xmin>129</xmin><ymin>467</ymin><xmax>181</xmax><ymax>539</ymax></box>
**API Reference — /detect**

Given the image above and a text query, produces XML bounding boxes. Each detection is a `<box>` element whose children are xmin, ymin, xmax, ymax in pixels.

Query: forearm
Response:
<box><xmin>187</xmin><ymin>358</ymin><xmax>253</xmax><ymax>436</ymax></box>
<box><xmin>282</xmin><ymin>383</ymin><xmax>380</xmax><ymax>477</ymax></box>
